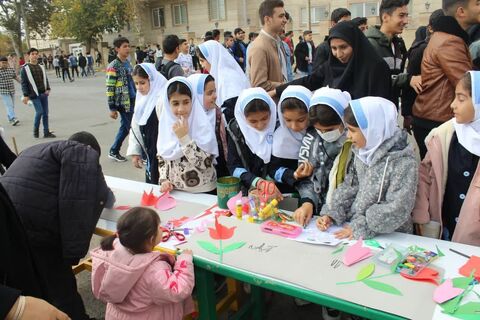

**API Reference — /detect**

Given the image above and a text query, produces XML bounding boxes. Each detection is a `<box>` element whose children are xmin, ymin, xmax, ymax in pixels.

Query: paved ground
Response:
<box><xmin>1</xmin><ymin>71</ymin><xmax>332</xmax><ymax>319</ymax></box>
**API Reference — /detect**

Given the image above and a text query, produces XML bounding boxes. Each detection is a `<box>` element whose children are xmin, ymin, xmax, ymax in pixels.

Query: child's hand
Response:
<box><xmin>334</xmin><ymin>225</ymin><xmax>353</xmax><ymax>239</ymax></box>
<box><xmin>182</xmin><ymin>249</ymin><xmax>193</xmax><ymax>255</ymax></box>
<box><xmin>316</xmin><ymin>215</ymin><xmax>332</xmax><ymax>231</ymax></box>
<box><xmin>294</xmin><ymin>161</ymin><xmax>314</xmax><ymax>180</ymax></box>
<box><xmin>131</xmin><ymin>155</ymin><xmax>143</xmax><ymax>169</ymax></box>
<box><xmin>160</xmin><ymin>180</ymin><xmax>174</xmax><ymax>193</ymax></box>
<box><xmin>173</xmin><ymin>116</ymin><xmax>189</xmax><ymax>139</ymax></box>
<box><xmin>293</xmin><ymin>203</ymin><xmax>313</xmax><ymax>227</ymax></box>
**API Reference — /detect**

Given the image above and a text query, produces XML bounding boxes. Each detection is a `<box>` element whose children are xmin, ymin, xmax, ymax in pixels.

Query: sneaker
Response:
<box><xmin>10</xmin><ymin>118</ymin><xmax>19</xmax><ymax>126</ymax></box>
<box><xmin>44</xmin><ymin>132</ymin><xmax>56</xmax><ymax>138</ymax></box>
<box><xmin>109</xmin><ymin>152</ymin><xmax>127</xmax><ymax>162</ymax></box>
<box><xmin>322</xmin><ymin>307</ymin><xmax>341</xmax><ymax>320</ymax></box>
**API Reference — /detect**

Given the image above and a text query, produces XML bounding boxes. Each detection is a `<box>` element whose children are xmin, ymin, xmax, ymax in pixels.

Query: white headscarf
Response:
<box><xmin>350</xmin><ymin>97</ymin><xmax>399</xmax><ymax>166</ymax></box>
<box><xmin>156</xmin><ymin>77</ymin><xmax>218</xmax><ymax>161</ymax></box>
<box><xmin>188</xmin><ymin>73</ymin><xmax>216</xmax><ymax>128</ymax></box>
<box><xmin>272</xmin><ymin>86</ymin><xmax>312</xmax><ymax>159</ymax></box>
<box><xmin>133</xmin><ymin>63</ymin><xmax>168</xmax><ymax>126</ymax></box>
<box><xmin>454</xmin><ymin>71</ymin><xmax>480</xmax><ymax>156</ymax></box>
<box><xmin>234</xmin><ymin>88</ymin><xmax>277</xmax><ymax>164</ymax></box>
<box><xmin>310</xmin><ymin>87</ymin><xmax>352</xmax><ymax>125</ymax></box>
<box><xmin>198</xmin><ymin>40</ymin><xmax>250</xmax><ymax>106</ymax></box>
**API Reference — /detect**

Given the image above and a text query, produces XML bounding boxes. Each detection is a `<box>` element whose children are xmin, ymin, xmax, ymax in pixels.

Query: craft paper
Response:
<box><xmin>294</xmin><ymin>220</ymin><xmax>343</xmax><ymax>246</ymax></box>
<box><xmin>459</xmin><ymin>256</ymin><xmax>480</xmax><ymax>281</ymax></box>
<box><xmin>440</xmin><ymin>274</ymin><xmax>476</xmax><ymax>315</ymax></box>
<box><xmin>364</xmin><ymin>239</ymin><xmax>383</xmax><ymax>249</ymax></box>
<box><xmin>436</xmin><ymin>245</ymin><xmax>445</xmax><ymax>257</ymax></box>
<box><xmin>434</xmin><ymin>279</ymin><xmax>464</xmax><ymax>304</ymax></box>
<box><xmin>400</xmin><ymin>267</ymin><xmax>440</xmax><ymax>285</ymax></box>
<box><xmin>356</xmin><ymin>263</ymin><xmax>375</xmax><ymax>281</ymax></box>
<box><xmin>449</xmin><ymin>302</ymin><xmax>480</xmax><ymax>320</ymax></box>
<box><xmin>155</xmin><ymin>192</ymin><xmax>177</xmax><ymax>211</ymax></box>
<box><xmin>343</xmin><ymin>238</ymin><xmax>373</xmax><ymax>266</ymax></box>
<box><xmin>226</xmin><ymin>191</ymin><xmax>242</xmax><ymax>215</ymax></box>
<box><xmin>363</xmin><ymin>279</ymin><xmax>403</xmax><ymax>296</ymax></box>
<box><xmin>141</xmin><ymin>189</ymin><xmax>159</xmax><ymax>206</ymax></box>
<box><xmin>113</xmin><ymin>205</ymin><xmax>131</xmax><ymax>210</ymax></box>
<box><xmin>168</xmin><ymin>216</ymin><xmax>190</xmax><ymax>228</ymax></box>
<box><xmin>332</xmin><ymin>244</ymin><xmax>346</xmax><ymax>255</ymax></box>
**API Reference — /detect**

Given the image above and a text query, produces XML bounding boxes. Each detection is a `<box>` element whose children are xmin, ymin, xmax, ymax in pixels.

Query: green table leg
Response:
<box><xmin>250</xmin><ymin>284</ymin><xmax>265</xmax><ymax>320</ymax></box>
<box><xmin>195</xmin><ymin>266</ymin><xmax>217</xmax><ymax>320</ymax></box>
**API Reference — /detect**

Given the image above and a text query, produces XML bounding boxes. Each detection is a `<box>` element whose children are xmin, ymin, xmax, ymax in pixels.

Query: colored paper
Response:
<box><xmin>450</xmin><ymin>302</ymin><xmax>480</xmax><ymax>320</ymax></box>
<box><xmin>113</xmin><ymin>205</ymin><xmax>131</xmax><ymax>210</ymax></box>
<box><xmin>364</xmin><ymin>239</ymin><xmax>383</xmax><ymax>249</ymax></box>
<box><xmin>168</xmin><ymin>216</ymin><xmax>190</xmax><ymax>228</ymax></box>
<box><xmin>363</xmin><ymin>279</ymin><xmax>403</xmax><ymax>296</ymax></box>
<box><xmin>226</xmin><ymin>191</ymin><xmax>242</xmax><ymax>215</ymax></box>
<box><xmin>343</xmin><ymin>238</ymin><xmax>373</xmax><ymax>266</ymax></box>
<box><xmin>436</xmin><ymin>245</ymin><xmax>445</xmax><ymax>257</ymax></box>
<box><xmin>459</xmin><ymin>256</ymin><xmax>480</xmax><ymax>281</ymax></box>
<box><xmin>155</xmin><ymin>192</ymin><xmax>177</xmax><ymax>211</ymax></box>
<box><xmin>141</xmin><ymin>189</ymin><xmax>159</xmax><ymax>206</ymax></box>
<box><xmin>400</xmin><ymin>267</ymin><xmax>439</xmax><ymax>285</ymax></box>
<box><xmin>332</xmin><ymin>244</ymin><xmax>346</xmax><ymax>255</ymax></box>
<box><xmin>433</xmin><ymin>279</ymin><xmax>464</xmax><ymax>304</ymax></box>
<box><xmin>356</xmin><ymin>263</ymin><xmax>375</xmax><ymax>281</ymax></box>
<box><xmin>197</xmin><ymin>240</ymin><xmax>221</xmax><ymax>254</ymax></box>
<box><xmin>294</xmin><ymin>220</ymin><xmax>343</xmax><ymax>246</ymax></box>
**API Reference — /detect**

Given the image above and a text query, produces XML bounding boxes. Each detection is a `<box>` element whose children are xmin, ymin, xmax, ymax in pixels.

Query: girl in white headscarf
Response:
<box><xmin>127</xmin><ymin>63</ymin><xmax>167</xmax><ymax>184</ymax></box>
<box><xmin>413</xmin><ymin>71</ymin><xmax>480</xmax><ymax>246</ymax></box>
<box><xmin>270</xmin><ymin>86</ymin><xmax>313</xmax><ymax>192</ymax></box>
<box><xmin>318</xmin><ymin>96</ymin><xmax>417</xmax><ymax>240</ymax></box>
<box><xmin>226</xmin><ymin>87</ymin><xmax>281</xmax><ymax>198</ymax></box>
<box><xmin>197</xmin><ymin>40</ymin><xmax>250</xmax><ymax>122</ymax></box>
<box><xmin>292</xmin><ymin>87</ymin><xmax>351</xmax><ymax>227</ymax></box>
<box><xmin>188</xmin><ymin>73</ymin><xmax>229</xmax><ymax>177</ymax></box>
<box><xmin>157</xmin><ymin>77</ymin><xmax>218</xmax><ymax>193</ymax></box>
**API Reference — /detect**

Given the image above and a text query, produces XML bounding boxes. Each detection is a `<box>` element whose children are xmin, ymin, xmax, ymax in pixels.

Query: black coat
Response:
<box><xmin>277</xmin><ymin>22</ymin><xmax>391</xmax><ymax>100</ymax></box>
<box><xmin>401</xmin><ymin>39</ymin><xmax>428</xmax><ymax>116</ymax></box>
<box><xmin>0</xmin><ymin>141</ymin><xmax>113</xmax><ymax>263</ymax></box>
<box><xmin>0</xmin><ymin>284</ymin><xmax>20</xmax><ymax>319</ymax></box>
<box><xmin>312</xmin><ymin>37</ymin><xmax>330</xmax><ymax>72</ymax></box>
<box><xmin>294</xmin><ymin>41</ymin><xmax>316</xmax><ymax>72</ymax></box>
<box><xmin>78</xmin><ymin>55</ymin><xmax>87</xmax><ymax>68</ymax></box>
<box><xmin>0</xmin><ymin>135</ymin><xmax>16</xmax><ymax>169</ymax></box>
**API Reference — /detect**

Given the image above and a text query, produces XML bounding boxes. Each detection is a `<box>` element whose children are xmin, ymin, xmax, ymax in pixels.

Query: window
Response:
<box><xmin>300</xmin><ymin>6</ymin><xmax>329</xmax><ymax>24</ymax></box>
<box><xmin>172</xmin><ymin>4</ymin><xmax>188</xmax><ymax>25</ymax></box>
<box><xmin>209</xmin><ymin>0</ymin><xmax>226</xmax><ymax>20</ymax></box>
<box><xmin>152</xmin><ymin>7</ymin><xmax>165</xmax><ymax>28</ymax></box>
<box><xmin>349</xmin><ymin>2</ymin><xmax>379</xmax><ymax>18</ymax></box>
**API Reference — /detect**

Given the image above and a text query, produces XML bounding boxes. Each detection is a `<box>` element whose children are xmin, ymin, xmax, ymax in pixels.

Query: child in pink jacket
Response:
<box><xmin>413</xmin><ymin>71</ymin><xmax>480</xmax><ymax>246</ymax></box>
<box><xmin>91</xmin><ymin>207</ymin><xmax>195</xmax><ymax>320</ymax></box>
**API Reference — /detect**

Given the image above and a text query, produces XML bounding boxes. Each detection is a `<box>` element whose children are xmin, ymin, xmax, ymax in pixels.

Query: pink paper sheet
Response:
<box><xmin>433</xmin><ymin>279</ymin><xmax>463</xmax><ymax>304</ymax></box>
<box><xmin>155</xmin><ymin>192</ymin><xmax>177</xmax><ymax>211</ymax></box>
<box><xmin>343</xmin><ymin>238</ymin><xmax>373</xmax><ymax>266</ymax></box>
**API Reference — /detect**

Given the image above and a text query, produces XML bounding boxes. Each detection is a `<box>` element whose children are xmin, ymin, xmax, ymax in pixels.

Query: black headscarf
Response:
<box><xmin>325</xmin><ymin>21</ymin><xmax>391</xmax><ymax>100</ymax></box>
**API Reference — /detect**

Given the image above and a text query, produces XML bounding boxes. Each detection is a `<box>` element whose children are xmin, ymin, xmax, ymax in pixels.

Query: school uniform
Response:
<box><xmin>226</xmin><ymin>88</ymin><xmax>276</xmax><ymax>194</ymax></box>
<box><xmin>198</xmin><ymin>41</ymin><xmax>250</xmax><ymax>123</ymax></box>
<box><xmin>321</xmin><ymin>97</ymin><xmax>418</xmax><ymax>239</ymax></box>
<box><xmin>157</xmin><ymin>77</ymin><xmax>218</xmax><ymax>193</ymax></box>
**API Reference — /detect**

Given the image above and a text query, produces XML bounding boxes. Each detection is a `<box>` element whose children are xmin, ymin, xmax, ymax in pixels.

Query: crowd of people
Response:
<box><xmin>1</xmin><ymin>0</ymin><xmax>480</xmax><ymax>319</ymax></box>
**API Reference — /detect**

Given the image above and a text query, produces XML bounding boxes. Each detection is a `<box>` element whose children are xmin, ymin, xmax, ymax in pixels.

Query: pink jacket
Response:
<box><xmin>90</xmin><ymin>239</ymin><xmax>195</xmax><ymax>320</ymax></box>
<box><xmin>412</xmin><ymin>120</ymin><xmax>480</xmax><ymax>246</ymax></box>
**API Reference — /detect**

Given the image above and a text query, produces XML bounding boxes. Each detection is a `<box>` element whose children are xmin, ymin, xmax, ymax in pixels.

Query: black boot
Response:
<box><xmin>33</xmin><ymin>128</ymin><xmax>39</xmax><ymax>138</ymax></box>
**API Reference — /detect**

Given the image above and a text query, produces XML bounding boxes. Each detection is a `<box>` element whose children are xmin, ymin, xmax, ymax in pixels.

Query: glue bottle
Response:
<box><xmin>259</xmin><ymin>199</ymin><xmax>278</xmax><ymax>220</ymax></box>
<box><xmin>235</xmin><ymin>200</ymin><xmax>243</xmax><ymax>220</ymax></box>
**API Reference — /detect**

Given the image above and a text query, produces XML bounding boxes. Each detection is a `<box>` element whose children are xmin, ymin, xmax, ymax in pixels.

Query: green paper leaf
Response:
<box><xmin>197</xmin><ymin>240</ymin><xmax>220</xmax><ymax>255</ymax></box>
<box><xmin>452</xmin><ymin>277</ymin><xmax>473</xmax><ymax>289</ymax></box>
<box><xmin>356</xmin><ymin>263</ymin><xmax>375</xmax><ymax>281</ymax></box>
<box><xmin>391</xmin><ymin>249</ymin><xmax>404</xmax><ymax>273</ymax></box>
<box><xmin>222</xmin><ymin>241</ymin><xmax>246</xmax><ymax>254</ymax></box>
<box><xmin>364</xmin><ymin>239</ymin><xmax>382</xmax><ymax>248</ymax></box>
<box><xmin>363</xmin><ymin>279</ymin><xmax>403</xmax><ymax>296</ymax></box>
<box><xmin>436</xmin><ymin>245</ymin><xmax>445</xmax><ymax>257</ymax></box>
<box><xmin>450</xmin><ymin>302</ymin><xmax>480</xmax><ymax>320</ymax></box>
<box><xmin>332</xmin><ymin>244</ymin><xmax>345</xmax><ymax>255</ymax></box>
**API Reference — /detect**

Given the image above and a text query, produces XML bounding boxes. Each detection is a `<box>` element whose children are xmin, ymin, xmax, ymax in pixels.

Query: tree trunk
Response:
<box><xmin>19</xmin><ymin>0</ymin><xmax>30</xmax><ymax>48</ymax></box>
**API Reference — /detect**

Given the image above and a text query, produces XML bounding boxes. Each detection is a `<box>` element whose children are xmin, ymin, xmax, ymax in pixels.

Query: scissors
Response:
<box><xmin>257</xmin><ymin>180</ymin><xmax>276</xmax><ymax>203</ymax></box>
<box><xmin>160</xmin><ymin>226</ymin><xmax>186</xmax><ymax>242</ymax></box>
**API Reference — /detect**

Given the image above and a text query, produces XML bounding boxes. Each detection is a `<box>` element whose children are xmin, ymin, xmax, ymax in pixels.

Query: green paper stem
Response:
<box><xmin>436</xmin><ymin>245</ymin><xmax>445</xmax><ymax>257</ymax></box>
<box><xmin>332</xmin><ymin>244</ymin><xmax>346</xmax><ymax>255</ymax></box>
<box><xmin>337</xmin><ymin>272</ymin><xmax>396</xmax><ymax>285</ymax></box>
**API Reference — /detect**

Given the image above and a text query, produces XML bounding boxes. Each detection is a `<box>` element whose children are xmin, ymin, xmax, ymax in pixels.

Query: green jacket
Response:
<box><xmin>365</xmin><ymin>26</ymin><xmax>410</xmax><ymax>91</ymax></box>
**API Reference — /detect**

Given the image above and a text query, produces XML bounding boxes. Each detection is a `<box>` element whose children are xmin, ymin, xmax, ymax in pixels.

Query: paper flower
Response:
<box><xmin>208</xmin><ymin>216</ymin><xmax>236</xmax><ymax>240</ymax></box>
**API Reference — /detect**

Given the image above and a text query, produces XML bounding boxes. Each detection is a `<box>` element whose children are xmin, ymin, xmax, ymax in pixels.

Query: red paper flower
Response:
<box><xmin>208</xmin><ymin>216</ymin><xmax>236</xmax><ymax>240</ymax></box>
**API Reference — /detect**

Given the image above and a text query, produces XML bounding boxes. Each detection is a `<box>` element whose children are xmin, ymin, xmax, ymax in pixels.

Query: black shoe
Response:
<box><xmin>33</xmin><ymin>130</ymin><xmax>39</xmax><ymax>138</ymax></box>
<box><xmin>108</xmin><ymin>152</ymin><xmax>127</xmax><ymax>162</ymax></box>
<box><xmin>44</xmin><ymin>132</ymin><xmax>56</xmax><ymax>138</ymax></box>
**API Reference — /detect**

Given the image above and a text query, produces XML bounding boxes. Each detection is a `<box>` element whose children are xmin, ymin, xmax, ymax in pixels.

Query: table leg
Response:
<box><xmin>195</xmin><ymin>266</ymin><xmax>217</xmax><ymax>320</ymax></box>
<box><xmin>250</xmin><ymin>285</ymin><xmax>265</xmax><ymax>320</ymax></box>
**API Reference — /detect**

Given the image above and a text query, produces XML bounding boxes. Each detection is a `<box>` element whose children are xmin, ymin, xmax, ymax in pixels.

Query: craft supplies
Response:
<box><xmin>235</xmin><ymin>200</ymin><xmax>243</xmax><ymax>220</ymax></box>
<box><xmin>260</xmin><ymin>220</ymin><xmax>302</xmax><ymax>238</ymax></box>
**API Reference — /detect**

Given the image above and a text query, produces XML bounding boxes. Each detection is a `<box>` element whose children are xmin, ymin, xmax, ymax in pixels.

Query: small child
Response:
<box><xmin>188</xmin><ymin>73</ymin><xmax>229</xmax><ymax>178</ymax></box>
<box><xmin>293</xmin><ymin>87</ymin><xmax>351</xmax><ymax>227</ymax></box>
<box><xmin>127</xmin><ymin>63</ymin><xmax>167</xmax><ymax>185</ymax></box>
<box><xmin>91</xmin><ymin>207</ymin><xmax>194</xmax><ymax>320</ymax></box>
<box><xmin>413</xmin><ymin>71</ymin><xmax>480</xmax><ymax>246</ymax></box>
<box><xmin>157</xmin><ymin>77</ymin><xmax>218</xmax><ymax>193</ymax></box>
<box><xmin>270</xmin><ymin>85</ymin><xmax>313</xmax><ymax>192</ymax></box>
<box><xmin>227</xmin><ymin>87</ymin><xmax>282</xmax><ymax>198</ymax></box>
<box><xmin>318</xmin><ymin>97</ymin><xmax>418</xmax><ymax>239</ymax></box>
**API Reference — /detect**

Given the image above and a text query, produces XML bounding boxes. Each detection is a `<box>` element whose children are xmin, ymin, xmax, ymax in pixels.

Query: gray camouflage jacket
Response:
<box><xmin>320</xmin><ymin>129</ymin><xmax>418</xmax><ymax>239</ymax></box>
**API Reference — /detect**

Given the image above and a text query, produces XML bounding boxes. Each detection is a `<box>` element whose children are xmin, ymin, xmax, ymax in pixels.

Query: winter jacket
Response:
<box><xmin>106</xmin><ymin>57</ymin><xmax>134</xmax><ymax>112</ymax></box>
<box><xmin>365</xmin><ymin>26</ymin><xmax>409</xmax><ymax>105</ymax></box>
<box><xmin>20</xmin><ymin>64</ymin><xmax>50</xmax><ymax>99</ymax></box>
<box><xmin>413</xmin><ymin>16</ymin><xmax>472</xmax><ymax>123</ymax></box>
<box><xmin>0</xmin><ymin>141</ymin><xmax>114</xmax><ymax>263</ymax></box>
<box><xmin>294</xmin><ymin>41</ymin><xmax>315</xmax><ymax>72</ymax></box>
<box><xmin>320</xmin><ymin>130</ymin><xmax>418</xmax><ymax>239</ymax></box>
<box><xmin>78</xmin><ymin>56</ymin><xmax>87</xmax><ymax>68</ymax></box>
<box><xmin>412</xmin><ymin>120</ymin><xmax>480</xmax><ymax>246</ymax></box>
<box><xmin>91</xmin><ymin>239</ymin><xmax>194</xmax><ymax>320</ymax></box>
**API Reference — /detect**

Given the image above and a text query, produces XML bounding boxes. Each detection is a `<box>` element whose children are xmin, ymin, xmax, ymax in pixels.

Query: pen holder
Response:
<box><xmin>217</xmin><ymin>176</ymin><xmax>240</xmax><ymax>209</ymax></box>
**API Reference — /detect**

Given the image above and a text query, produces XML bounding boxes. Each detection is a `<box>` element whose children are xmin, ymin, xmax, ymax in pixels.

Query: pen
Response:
<box><xmin>449</xmin><ymin>248</ymin><xmax>471</xmax><ymax>259</ymax></box>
